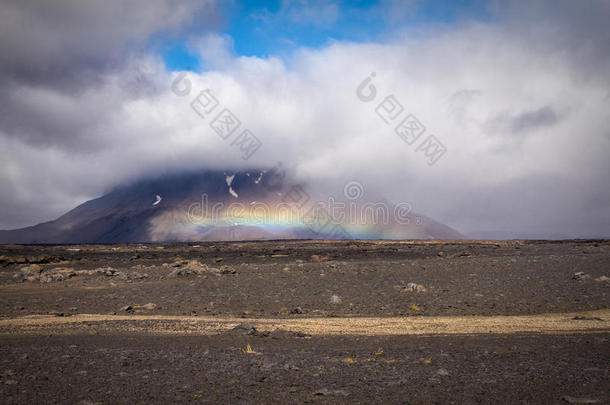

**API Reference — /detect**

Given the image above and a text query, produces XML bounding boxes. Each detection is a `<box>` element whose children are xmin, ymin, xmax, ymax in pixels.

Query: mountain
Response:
<box><xmin>0</xmin><ymin>168</ymin><xmax>463</xmax><ymax>243</ymax></box>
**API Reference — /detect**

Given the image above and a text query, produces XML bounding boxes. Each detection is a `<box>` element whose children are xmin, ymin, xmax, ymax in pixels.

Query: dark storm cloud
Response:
<box><xmin>509</xmin><ymin>107</ymin><xmax>558</xmax><ymax>134</ymax></box>
<box><xmin>483</xmin><ymin>106</ymin><xmax>560</xmax><ymax>137</ymax></box>
<box><xmin>0</xmin><ymin>0</ymin><xmax>219</xmax><ymax>88</ymax></box>
<box><xmin>0</xmin><ymin>0</ymin><xmax>218</xmax><ymax>151</ymax></box>
<box><xmin>493</xmin><ymin>0</ymin><xmax>610</xmax><ymax>79</ymax></box>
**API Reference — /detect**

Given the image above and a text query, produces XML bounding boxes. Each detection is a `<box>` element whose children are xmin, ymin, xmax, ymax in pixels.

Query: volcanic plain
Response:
<box><xmin>0</xmin><ymin>240</ymin><xmax>608</xmax><ymax>404</ymax></box>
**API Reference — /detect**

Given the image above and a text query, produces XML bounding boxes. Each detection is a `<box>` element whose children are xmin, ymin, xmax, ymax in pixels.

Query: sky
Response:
<box><xmin>0</xmin><ymin>0</ymin><xmax>609</xmax><ymax>238</ymax></box>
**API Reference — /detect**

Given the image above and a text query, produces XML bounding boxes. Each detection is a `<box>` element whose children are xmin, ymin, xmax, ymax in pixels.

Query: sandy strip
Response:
<box><xmin>0</xmin><ymin>309</ymin><xmax>608</xmax><ymax>336</ymax></box>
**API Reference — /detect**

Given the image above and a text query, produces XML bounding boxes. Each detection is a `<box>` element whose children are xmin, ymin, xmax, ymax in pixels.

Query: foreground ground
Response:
<box><xmin>0</xmin><ymin>240</ymin><xmax>608</xmax><ymax>403</ymax></box>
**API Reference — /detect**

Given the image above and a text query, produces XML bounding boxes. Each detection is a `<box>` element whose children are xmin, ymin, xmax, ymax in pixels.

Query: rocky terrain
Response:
<box><xmin>0</xmin><ymin>240</ymin><xmax>609</xmax><ymax>403</ymax></box>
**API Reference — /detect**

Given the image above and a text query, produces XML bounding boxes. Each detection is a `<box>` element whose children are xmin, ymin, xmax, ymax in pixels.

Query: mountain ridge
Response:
<box><xmin>0</xmin><ymin>169</ymin><xmax>463</xmax><ymax>243</ymax></box>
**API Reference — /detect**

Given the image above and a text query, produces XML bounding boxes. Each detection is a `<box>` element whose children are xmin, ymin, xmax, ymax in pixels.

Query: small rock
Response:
<box><xmin>101</xmin><ymin>268</ymin><xmax>116</xmax><ymax>276</ymax></box>
<box><xmin>573</xmin><ymin>272</ymin><xmax>591</xmax><ymax>280</ymax></box>
<box><xmin>141</xmin><ymin>303</ymin><xmax>156</xmax><ymax>310</ymax></box>
<box><xmin>311</xmin><ymin>254</ymin><xmax>331</xmax><ymax>262</ymax></box>
<box><xmin>228</xmin><ymin>323</ymin><xmax>260</xmax><ymax>336</ymax></box>
<box><xmin>20</xmin><ymin>264</ymin><xmax>42</xmax><ymax>277</ymax></box>
<box><xmin>290</xmin><ymin>307</ymin><xmax>303</xmax><ymax>314</ymax></box>
<box><xmin>404</xmin><ymin>282</ymin><xmax>427</xmax><ymax>292</ymax></box>
<box><xmin>573</xmin><ymin>316</ymin><xmax>603</xmax><ymax>321</ymax></box>
<box><xmin>330</xmin><ymin>295</ymin><xmax>341</xmax><ymax>304</ymax></box>
<box><xmin>219</xmin><ymin>266</ymin><xmax>237</xmax><ymax>274</ymax></box>
<box><xmin>561</xmin><ymin>396</ymin><xmax>600</xmax><ymax>404</ymax></box>
<box><xmin>214</xmin><ymin>257</ymin><xmax>224</xmax><ymax>263</ymax></box>
<box><xmin>437</xmin><ymin>368</ymin><xmax>450</xmax><ymax>376</ymax></box>
<box><xmin>271</xmin><ymin>329</ymin><xmax>309</xmax><ymax>339</ymax></box>
<box><xmin>594</xmin><ymin>276</ymin><xmax>609</xmax><ymax>283</ymax></box>
<box><xmin>120</xmin><ymin>305</ymin><xmax>133</xmax><ymax>312</ymax></box>
<box><xmin>313</xmin><ymin>388</ymin><xmax>349</xmax><ymax>397</ymax></box>
<box><xmin>167</xmin><ymin>269</ymin><xmax>182</xmax><ymax>278</ymax></box>
<box><xmin>167</xmin><ymin>260</ymin><xmax>210</xmax><ymax>277</ymax></box>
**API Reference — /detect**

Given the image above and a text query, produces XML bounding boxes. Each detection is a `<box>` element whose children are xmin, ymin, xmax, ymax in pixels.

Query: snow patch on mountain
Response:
<box><xmin>226</xmin><ymin>174</ymin><xmax>238</xmax><ymax>198</ymax></box>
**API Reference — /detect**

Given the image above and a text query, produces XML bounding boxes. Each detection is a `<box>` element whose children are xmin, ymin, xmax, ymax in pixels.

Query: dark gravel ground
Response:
<box><xmin>0</xmin><ymin>240</ymin><xmax>608</xmax><ymax>317</ymax></box>
<box><xmin>0</xmin><ymin>332</ymin><xmax>608</xmax><ymax>404</ymax></box>
<box><xmin>0</xmin><ymin>240</ymin><xmax>609</xmax><ymax>404</ymax></box>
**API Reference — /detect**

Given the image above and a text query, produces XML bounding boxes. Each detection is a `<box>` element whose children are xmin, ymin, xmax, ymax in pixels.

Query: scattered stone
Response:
<box><xmin>311</xmin><ymin>254</ymin><xmax>331</xmax><ymax>262</ymax></box>
<box><xmin>228</xmin><ymin>324</ymin><xmax>261</xmax><ymax>336</ymax></box>
<box><xmin>561</xmin><ymin>396</ymin><xmax>600</xmax><ymax>404</ymax></box>
<box><xmin>573</xmin><ymin>316</ymin><xmax>603</xmax><ymax>321</ymax></box>
<box><xmin>218</xmin><ymin>265</ymin><xmax>237</xmax><ymax>275</ymax></box>
<box><xmin>330</xmin><ymin>294</ymin><xmax>342</xmax><ymax>304</ymax></box>
<box><xmin>573</xmin><ymin>272</ymin><xmax>591</xmax><ymax>280</ymax></box>
<box><xmin>271</xmin><ymin>329</ymin><xmax>310</xmax><ymax>339</ymax></box>
<box><xmin>404</xmin><ymin>282</ymin><xmax>427</xmax><ymax>292</ymax></box>
<box><xmin>167</xmin><ymin>260</ymin><xmax>217</xmax><ymax>277</ymax></box>
<box><xmin>167</xmin><ymin>269</ymin><xmax>183</xmax><ymax>278</ymax></box>
<box><xmin>20</xmin><ymin>264</ymin><xmax>42</xmax><ymax>277</ymax></box>
<box><xmin>594</xmin><ymin>276</ymin><xmax>609</xmax><ymax>282</ymax></box>
<box><xmin>313</xmin><ymin>388</ymin><xmax>349</xmax><ymax>397</ymax></box>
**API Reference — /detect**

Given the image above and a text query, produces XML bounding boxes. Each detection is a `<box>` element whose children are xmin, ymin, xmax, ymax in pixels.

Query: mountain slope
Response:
<box><xmin>0</xmin><ymin>169</ymin><xmax>463</xmax><ymax>243</ymax></box>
